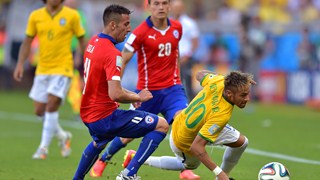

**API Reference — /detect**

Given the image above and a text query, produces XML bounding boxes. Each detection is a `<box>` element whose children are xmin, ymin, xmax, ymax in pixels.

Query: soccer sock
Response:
<box><xmin>73</xmin><ymin>141</ymin><xmax>103</xmax><ymax>180</ymax></box>
<box><xmin>39</xmin><ymin>111</ymin><xmax>59</xmax><ymax>148</ymax></box>
<box><xmin>125</xmin><ymin>131</ymin><xmax>166</xmax><ymax>176</ymax></box>
<box><xmin>100</xmin><ymin>137</ymin><xmax>126</xmax><ymax>162</ymax></box>
<box><xmin>144</xmin><ymin>156</ymin><xmax>185</xmax><ymax>170</ymax></box>
<box><xmin>221</xmin><ymin>137</ymin><xmax>248</xmax><ymax>175</ymax></box>
<box><xmin>55</xmin><ymin>123</ymin><xmax>67</xmax><ymax>140</ymax></box>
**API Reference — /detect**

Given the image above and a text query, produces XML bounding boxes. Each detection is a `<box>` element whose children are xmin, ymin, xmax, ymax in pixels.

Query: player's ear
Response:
<box><xmin>110</xmin><ymin>21</ymin><xmax>116</xmax><ymax>30</ymax></box>
<box><xmin>225</xmin><ymin>89</ymin><xmax>233</xmax><ymax>99</ymax></box>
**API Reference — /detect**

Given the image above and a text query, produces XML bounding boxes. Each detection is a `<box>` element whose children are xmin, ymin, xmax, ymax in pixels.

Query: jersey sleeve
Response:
<box><xmin>71</xmin><ymin>10</ymin><xmax>86</xmax><ymax>38</ymax></box>
<box><xmin>25</xmin><ymin>12</ymin><xmax>37</xmax><ymax>37</ymax></box>
<box><xmin>200</xmin><ymin>74</ymin><xmax>224</xmax><ymax>87</ymax></box>
<box><xmin>104</xmin><ymin>52</ymin><xmax>122</xmax><ymax>81</ymax></box>
<box><xmin>198</xmin><ymin>116</ymin><xmax>228</xmax><ymax>143</ymax></box>
<box><xmin>124</xmin><ymin>28</ymin><xmax>142</xmax><ymax>52</ymax></box>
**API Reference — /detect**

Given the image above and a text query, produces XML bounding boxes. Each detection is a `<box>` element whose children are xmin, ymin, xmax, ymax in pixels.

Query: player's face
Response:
<box><xmin>148</xmin><ymin>0</ymin><xmax>170</xmax><ymax>20</ymax></box>
<box><xmin>114</xmin><ymin>14</ymin><xmax>131</xmax><ymax>43</ymax></box>
<box><xmin>230</xmin><ymin>84</ymin><xmax>251</xmax><ymax>109</ymax></box>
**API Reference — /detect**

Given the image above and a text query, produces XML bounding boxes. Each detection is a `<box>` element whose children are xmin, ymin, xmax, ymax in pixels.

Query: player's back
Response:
<box><xmin>172</xmin><ymin>74</ymin><xmax>234</xmax><ymax>153</ymax></box>
<box><xmin>81</xmin><ymin>34</ymin><xmax>120</xmax><ymax>123</ymax></box>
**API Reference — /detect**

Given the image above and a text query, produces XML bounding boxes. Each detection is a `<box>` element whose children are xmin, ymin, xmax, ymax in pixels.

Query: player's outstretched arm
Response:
<box><xmin>190</xmin><ymin>135</ymin><xmax>229</xmax><ymax>180</ymax></box>
<box><xmin>13</xmin><ymin>36</ymin><xmax>33</xmax><ymax>82</ymax></box>
<box><xmin>121</xmin><ymin>47</ymin><xmax>135</xmax><ymax>77</ymax></box>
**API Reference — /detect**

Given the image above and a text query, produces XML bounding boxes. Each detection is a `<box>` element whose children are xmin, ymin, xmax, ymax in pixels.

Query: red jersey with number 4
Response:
<box><xmin>80</xmin><ymin>33</ymin><xmax>122</xmax><ymax>123</ymax></box>
<box><xmin>125</xmin><ymin>17</ymin><xmax>182</xmax><ymax>90</ymax></box>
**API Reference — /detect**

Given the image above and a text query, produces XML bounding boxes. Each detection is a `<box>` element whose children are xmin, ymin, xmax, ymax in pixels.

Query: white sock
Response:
<box><xmin>144</xmin><ymin>156</ymin><xmax>185</xmax><ymax>170</ymax></box>
<box><xmin>221</xmin><ymin>137</ymin><xmax>249</xmax><ymax>175</ymax></box>
<box><xmin>39</xmin><ymin>111</ymin><xmax>59</xmax><ymax>148</ymax></box>
<box><xmin>56</xmin><ymin>123</ymin><xmax>67</xmax><ymax>140</ymax></box>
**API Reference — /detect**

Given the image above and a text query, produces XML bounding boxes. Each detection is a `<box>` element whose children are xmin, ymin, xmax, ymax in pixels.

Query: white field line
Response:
<box><xmin>1</xmin><ymin>111</ymin><xmax>320</xmax><ymax>165</ymax></box>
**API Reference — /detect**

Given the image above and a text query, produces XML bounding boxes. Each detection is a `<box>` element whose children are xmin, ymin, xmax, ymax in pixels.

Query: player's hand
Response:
<box><xmin>216</xmin><ymin>171</ymin><xmax>229</xmax><ymax>180</ymax></box>
<box><xmin>132</xmin><ymin>102</ymin><xmax>142</xmax><ymax>108</ymax></box>
<box><xmin>13</xmin><ymin>64</ymin><xmax>24</xmax><ymax>82</ymax></box>
<box><xmin>138</xmin><ymin>89</ymin><xmax>153</xmax><ymax>102</ymax></box>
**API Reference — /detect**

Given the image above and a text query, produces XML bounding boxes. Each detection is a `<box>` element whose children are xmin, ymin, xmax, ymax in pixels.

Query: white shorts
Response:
<box><xmin>29</xmin><ymin>75</ymin><xmax>71</xmax><ymax>103</ymax></box>
<box><xmin>169</xmin><ymin>124</ymin><xmax>240</xmax><ymax>169</ymax></box>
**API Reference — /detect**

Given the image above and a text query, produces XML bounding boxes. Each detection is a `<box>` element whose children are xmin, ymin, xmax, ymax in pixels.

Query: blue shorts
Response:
<box><xmin>84</xmin><ymin>109</ymin><xmax>158</xmax><ymax>148</ymax></box>
<box><xmin>136</xmin><ymin>85</ymin><xmax>188</xmax><ymax>124</ymax></box>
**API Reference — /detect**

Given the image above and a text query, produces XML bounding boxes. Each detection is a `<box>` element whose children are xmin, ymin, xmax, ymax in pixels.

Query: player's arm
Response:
<box><xmin>190</xmin><ymin>135</ymin><xmax>229</xmax><ymax>180</ymax></box>
<box><xmin>121</xmin><ymin>46</ymin><xmax>135</xmax><ymax>77</ymax></box>
<box><xmin>195</xmin><ymin>70</ymin><xmax>219</xmax><ymax>82</ymax></box>
<box><xmin>108</xmin><ymin>80</ymin><xmax>152</xmax><ymax>103</ymax></box>
<box><xmin>13</xmin><ymin>36</ymin><xmax>34</xmax><ymax>82</ymax></box>
<box><xmin>77</xmin><ymin>36</ymin><xmax>87</xmax><ymax>53</ymax></box>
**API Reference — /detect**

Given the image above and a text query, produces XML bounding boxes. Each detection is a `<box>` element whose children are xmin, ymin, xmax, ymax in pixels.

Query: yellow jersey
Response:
<box><xmin>172</xmin><ymin>74</ymin><xmax>234</xmax><ymax>154</ymax></box>
<box><xmin>26</xmin><ymin>6</ymin><xmax>85</xmax><ymax>77</ymax></box>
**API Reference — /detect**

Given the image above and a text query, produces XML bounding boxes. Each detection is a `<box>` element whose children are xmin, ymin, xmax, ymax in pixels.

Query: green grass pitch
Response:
<box><xmin>0</xmin><ymin>90</ymin><xmax>319</xmax><ymax>179</ymax></box>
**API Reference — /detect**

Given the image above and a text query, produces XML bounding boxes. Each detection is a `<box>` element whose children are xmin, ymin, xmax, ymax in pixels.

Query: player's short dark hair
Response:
<box><xmin>42</xmin><ymin>0</ymin><xmax>65</xmax><ymax>3</ymax></box>
<box><xmin>148</xmin><ymin>0</ymin><xmax>170</xmax><ymax>4</ymax></box>
<box><xmin>224</xmin><ymin>71</ymin><xmax>254</xmax><ymax>93</ymax></box>
<box><xmin>103</xmin><ymin>4</ymin><xmax>131</xmax><ymax>26</ymax></box>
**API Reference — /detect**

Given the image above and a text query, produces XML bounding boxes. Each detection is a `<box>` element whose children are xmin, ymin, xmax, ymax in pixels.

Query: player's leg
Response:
<box><xmin>47</xmin><ymin>76</ymin><xmax>72</xmax><ymax>157</ymax></box>
<box><xmin>32</xmin><ymin>101</ymin><xmax>48</xmax><ymax>159</ymax></box>
<box><xmin>73</xmin><ymin>115</ymin><xmax>116</xmax><ymax>180</ymax></box>
<box><xmin>91</xmin><ymin>90</ymin><xmax>163</xmax><ymax>177</ymax></box>
<box><xmin>122</xmin><ymin>132</ymin><xmax>200</xmax><ymax>179</ymax></box>
<box><xmin>215</xmin><ymin>124</ymin><xmax>249</xmax><ymax>176</ymax></box>
<box><xmin>116</xmin><ymin>111</ymin><xmax>169</xmax><ymax>179</ymax></box>
<box><xmin>161</xmin><ymin>85</ymin><xmax>200</xmax><ymax>179</ymax></box>
<box><xmin>90</xmin><ymin>137</ymin><xmax>133</xmax><ymax>177</ymax></box>
<box><xmin>29</xmin><ymin>75</ymin><xmax>53</xmax><ymax>159</ymax></box>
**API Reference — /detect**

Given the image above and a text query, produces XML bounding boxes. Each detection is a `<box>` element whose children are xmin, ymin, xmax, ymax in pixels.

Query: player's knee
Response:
<box><xmin>155</xmin><ymin>117</ymin><xmax>169</xmax><ymax>133</ymax></box>
<box><xmin>120</xmin><ymin>137</ymin><xmax>134</xmax><ymax>144</ymax></box>
<box><xmin>183</xmin><ymin>161</ymin><xmax>201</xmax><ymax>170</ymax></box>
<box><xmin>34</xmin><ymin>108</ymin><xmax>44</xmax><ymax>117</ymax></box>
<box><xmin>237</xmin><ymin>135</ymin><xmax>249</xmax><ymax>149</ymax></box>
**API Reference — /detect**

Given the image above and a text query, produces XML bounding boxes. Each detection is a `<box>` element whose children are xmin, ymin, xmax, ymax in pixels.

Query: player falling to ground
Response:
<box><xmin>123</xmin><ymin>70</ymin><xmax>256</xmax><ymax>180</ymax></box>
<box><xmin>72</xmin><ymin>4</ymin><xmax>169</xmax><ymax>180</ymax></box>
<box><xmin>90</xmin><ymin>0</ymin><xmax>199</xmax><ymax>179</ymax></box>
<box><xmin>13</xmin><ymin>0</ymin><xmax>86</xmax><ymax>159</ymax></box>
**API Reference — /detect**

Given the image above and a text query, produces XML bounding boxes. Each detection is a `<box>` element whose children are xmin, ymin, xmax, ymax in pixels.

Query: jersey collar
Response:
<box><xmin>98</xmin><ymin>33</ymin><xmax>117</xmax><ymax>45</ymax></box>
<box><xmin>146</xmin><ymin>16</ymin><xmax>171</xmax><ymax>28</ymax></box>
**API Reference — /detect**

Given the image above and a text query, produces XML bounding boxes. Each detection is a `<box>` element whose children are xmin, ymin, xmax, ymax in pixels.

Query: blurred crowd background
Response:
<box><xmin>0</xmin><ymin>0</ymin><xmax>320</xmax><ymax>109</ymax></box>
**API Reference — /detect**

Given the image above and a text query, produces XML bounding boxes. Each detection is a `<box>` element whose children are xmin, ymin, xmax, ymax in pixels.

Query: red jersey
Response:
<box><xmin>80</xmin><ymin>33</ymin><xmax>122</xmax><ymax>123</ymax></box>
<box><xmin>125</xmin><ymin>17</ymin><xmax>182</xmax><ymax>90</ymax></box>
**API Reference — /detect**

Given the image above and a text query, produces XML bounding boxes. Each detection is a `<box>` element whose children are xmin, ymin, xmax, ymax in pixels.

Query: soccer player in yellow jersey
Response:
<box><xmin>123</xmin><ymin>70</ymin><xmax>256</xmax><ymax>180</ymax></box>
<box><xmin>13</xmin><ymin>0</ymin><xmax>86</xmax><ymax>159</ymax></box>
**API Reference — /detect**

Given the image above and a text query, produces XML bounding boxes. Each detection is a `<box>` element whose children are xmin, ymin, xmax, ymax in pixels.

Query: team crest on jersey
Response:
<box><xmin>173</xmin><ymin>30</ymin><xmax>179</xmax><ymax>39</ymax></box>
<box><xmin>59</xmin><ymin>18</ymin><xmax>66</xmax><ymax>26</ymax></box>
<box><xmin>145</xmin><ymin>116</ymin><xmax>154</xmax><ymax>124</ymax></box>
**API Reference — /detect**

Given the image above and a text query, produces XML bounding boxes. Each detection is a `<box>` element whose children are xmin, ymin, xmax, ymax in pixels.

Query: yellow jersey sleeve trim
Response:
<box><xmin>198</xmin><ymin>132</ymin><xmax>214</xmax><ymax>143</ymax></box>
<box><xmin>200</xmin><ymin>74</ymin><xmax>209</xmax><ymax>87</ymax></box>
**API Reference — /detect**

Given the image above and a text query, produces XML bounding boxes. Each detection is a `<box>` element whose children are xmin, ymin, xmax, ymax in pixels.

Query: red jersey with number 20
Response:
<box><xmin>125</xmin><ymin>17</ymin><xmax>182</xmax><ymax>90</ymax></box>
<box><xmin>80</xmin><ymin>33</ymin><xmax>122</xmax><ymax>123</ymax></box>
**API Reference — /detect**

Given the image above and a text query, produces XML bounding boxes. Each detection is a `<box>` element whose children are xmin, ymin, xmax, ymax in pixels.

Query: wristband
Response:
<box><xmin>213</xmin><ymin>166</ymin><xmax>222</xmax><ymax>176</ymax></box>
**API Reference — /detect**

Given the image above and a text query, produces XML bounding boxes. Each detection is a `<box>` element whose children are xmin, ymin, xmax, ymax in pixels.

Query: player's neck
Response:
<box><xmin>46</xmin><ymin>4</ymin><xmax>63</xmax><ymax>16</ymax></box>
<box><xmin>150</xmin><ymin>16</ymin><xmax>168</xmax><ymax>30</ymax></box>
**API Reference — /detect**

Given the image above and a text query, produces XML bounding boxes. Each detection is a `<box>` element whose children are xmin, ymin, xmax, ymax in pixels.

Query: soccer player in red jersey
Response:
<box><xmin>73</xmin><ymin>4</ymin><xmax>169</xmax><ymax>180</ymax></box>
<box><xmin>90</xmin><ymin>0</ymin><xmax>199</xmax><ymax>179</ymax></box>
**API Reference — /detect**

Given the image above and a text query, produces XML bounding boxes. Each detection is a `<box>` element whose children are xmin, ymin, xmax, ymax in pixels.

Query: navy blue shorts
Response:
<box><xmin>135</xmin><ymin>85</ymin><xmax>188</xmax><ymax>124</ymax></box>
<box><xmin>84</xmin><ymin>109</ymin><xmax>158</xmax><ymax>148</ymax></box>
